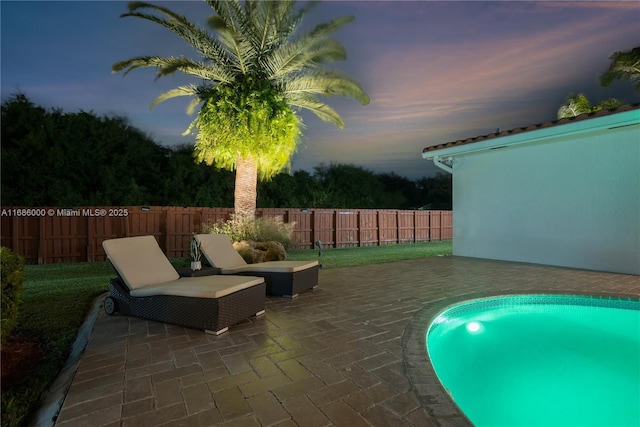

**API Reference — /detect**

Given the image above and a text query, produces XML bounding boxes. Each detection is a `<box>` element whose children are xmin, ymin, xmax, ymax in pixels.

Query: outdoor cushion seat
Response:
<box><xmin>102</xmin><ymin>235</ymin><xmax>265</xmax><ymax>334</ymax></box>
<box><xmin>128</xmin><ymin>275</ymin><xmax>262</xmax><ymax>298</ymax></box>
<box><xmin>195</xmin><ymin>233</ymin><xmax>319</xmax><ymax>298</ymax></box>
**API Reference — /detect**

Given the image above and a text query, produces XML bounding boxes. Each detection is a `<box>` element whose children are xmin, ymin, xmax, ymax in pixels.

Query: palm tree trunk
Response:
<box><xmin>234</xmin><ymin>154</ymin><xmax>258</xmax><ymax>220</ymax></box>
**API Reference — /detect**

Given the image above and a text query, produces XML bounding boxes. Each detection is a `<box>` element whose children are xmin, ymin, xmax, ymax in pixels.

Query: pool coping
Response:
<box><xmin>401</xmin><ymin>289</ymin><xmax>640</xmax><ymax>426</ymax></box>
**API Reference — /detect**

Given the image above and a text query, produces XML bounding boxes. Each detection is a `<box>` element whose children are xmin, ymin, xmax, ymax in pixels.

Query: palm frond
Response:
<box><xmin>154</xmin><ymin>57</ymin><xmax>234</xmax><ymax>83</ymax></box>
<box><xmin>122</xmin><ymin>2</ymin><xmax>228</xmax><ymax>63</ymax></box>
<box><xmin>244</xmin><ymin>1</ymin><xmax>311</xmax><ymax>51</ymax></box>
<box><xmin>112</xmin><ymin>56</ymin><xmax>170</xmax><ymax>76</ymax></box>
<box><xmin>185</xmin><ymin>97</ymin><xmax>204</xmax><ymax>116</ymax></box>
<box><xmin>557</xmin><ymin>93</ymin><xmax>593</xmax><ymax>119</ymax></box>
<box><xmin>271</xmin><ymin>1</ymin><xmax>318</xmax><ymax>43</ymax></box>
<box><xmin>600</xmin><ymin>46</ymin><xmax>640</xmax><ymax>89</ymax></box>
<box><xmin>286</xmin><ymin>93</ymin><xmax>345</xmax><ymax>128</ymax></box>
<box><xmin>306</xmin><ymin>15</ymin><xmax>354</xmax><ymax>42</ymax></box>
<box><xmin>265</xmin><ymin>39</ymin><xmax>346</xmax><ymax>79</ymax></box>
<box><xmin>261</xmin><ymin>14</ymin><xmax>354</xmax><ymax>80</ymax></box>
<box><xmin>208</xmin><ymin>17</ymin><xmax>256</xmax><ymax>75</ymax></box>
<box><xmin>149</xmin><ymin>84</ymin><xmax>202</xmax><ymax>109</ymax></box>
<box><xmin>206</xmin><ymin>1</ymin><xmax>256</xmax><ymax>75</ymax></box>
<box><xmin>246</xmin><ymin>1</ymin><xmax>283</xmax><ymax>53</ymax></box>
<box><xmin>112</xmin><ymin>55</ymin><xmax>230</xmax><ymax>83</ymax></box>
<box><xmin>283</xmin><ymin>70</ymin><xmax>370</xmax><ymax>105</ymax></box>
<box><xmin>206</xmin><ymin>0</ymin><xmax>246</xmax><ymax>34</ymax></box>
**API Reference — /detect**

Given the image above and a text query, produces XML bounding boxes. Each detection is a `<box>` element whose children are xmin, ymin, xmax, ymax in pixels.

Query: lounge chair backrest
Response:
<box><xmin>195</xmin><ymin>234</ymin><xmax>248</xmax><ymax>268</ymax></box>
<box><xmin>103</xmin><ymin>236</ymin><xmax>180</xmax><ymax>289</ymax></box>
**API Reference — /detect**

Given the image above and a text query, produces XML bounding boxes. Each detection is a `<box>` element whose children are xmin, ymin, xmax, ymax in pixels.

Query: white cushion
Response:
<box><xmin>195</xmin><ymin>233</ymin><xmax>248</xmax><ymax>268</ymax></box>
<box><xmin>130</xmin><ymin>275</ymin><xmax>264</xmax><ymax>299</ymax></box>
<box><xmin>103</xmin><ymin>236</ymin><xmax>179</xmax><ymax>289</ymax></box>
<box><xmin>221</xmin><ymin>260</ymin><xmax>318</xmax><ymax>274</ymax></box>
<box><xmin>196</xmin><ymin>234</ymin><xmax>319</xmax><ymax>274</ymax></box>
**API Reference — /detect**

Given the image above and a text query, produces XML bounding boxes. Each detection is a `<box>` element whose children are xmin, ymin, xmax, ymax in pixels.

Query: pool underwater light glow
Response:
<box><xmin>465</xmin><ymin>321</ymin><xmax>481</xmax><ymax>333</ymax></box>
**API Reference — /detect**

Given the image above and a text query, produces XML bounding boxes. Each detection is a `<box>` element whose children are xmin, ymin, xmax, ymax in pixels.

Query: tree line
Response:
<box><xmin>1</xmin><ymin>94</ymin><xmax>451</xmax><ymax>210</ymax></box>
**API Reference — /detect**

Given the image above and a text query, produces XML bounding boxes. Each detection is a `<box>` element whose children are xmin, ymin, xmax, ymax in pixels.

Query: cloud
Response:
<box><xmin>290</xmin><ymin>1</ymin><xmax>639</xmax><ymax>178</ymax></box>
<box><xmin>534</xmin><ymin>1</ymin><xmax>640</xmax><ymax>11</ymax></box>
<box><xmin>336</xmin><ymin>1</ymin><xmax>638</xmax><ymax>143</ymax></box>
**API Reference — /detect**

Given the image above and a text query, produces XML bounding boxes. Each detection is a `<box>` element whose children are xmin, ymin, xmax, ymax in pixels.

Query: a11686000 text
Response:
<box><xmin>1</xmin><ymin>208</ymin><xmax>129</xmax><ymax>217</ymax></box>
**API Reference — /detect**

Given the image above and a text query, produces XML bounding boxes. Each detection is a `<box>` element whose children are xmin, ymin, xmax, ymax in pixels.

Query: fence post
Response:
<box><xmin>312</xmin><ymin>209</ymin><xmax>319</xmax><ymax>249</ymax></box>
<box><xmin>125</xmin><ymin>208</ymin><xmax>131</xmax><ymax>237</ymax></box>
<box><xmin>11</xmin><ymin>215</ymin><xmax>19</xmax><ymax>258</ymax></box>
<box><xmin>376</xmin><ymin>210</ymin><xmax>381</xmax><ymax>246</ymax></box>
<box><xmin>87</xmin><ymin>215</ymin><xmax>94</xmax><ymax>262</ymax></box>
<box><xmin>331</xmin><ymin>209</ymin><xmax>339</xmax><ymax>248</ymax></box>
<box><xmin>162</xmin><ymin>208</ymin><xmax>169</xmax><ymax>253</ymax></box>
<box><xmin>38</xmin><ymin>215</ymin><xmax>45</xmax><ymax>264</ymax></box>
<box><xmin>357</xmin><ymin>210</ymin><xmax>362</xmax><ymax>247</ymax></box>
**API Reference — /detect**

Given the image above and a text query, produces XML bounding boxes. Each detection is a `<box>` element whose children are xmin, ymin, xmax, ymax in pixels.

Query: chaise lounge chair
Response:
<box><xmin>102</xmin><ymin>235</ymin><xmax>266</xmax><ymax>335</ymax></box>
<box><xmin>195</xmin><ymin>234</ymin><xmax>319</xmax><ymax>298</ymax></box>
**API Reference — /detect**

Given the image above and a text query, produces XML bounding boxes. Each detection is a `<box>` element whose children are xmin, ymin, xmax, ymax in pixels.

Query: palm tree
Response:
<box><xmin>113</xmin><ymin>1</ymin><xmax>369</xmax><ymax>219</ymax></box>
<box><xmin>557</xmin><ymin>93</ymin><xmax>594</xmax><ymax>119</ymax></box>
<box><xmin>557</xmin><ymin>93</ymin><xmax>625</xmax><ymax>119</ymax></box>
<box><xmin>600</xmin><ymin>46</ymin><xmax>640</xmax><ymax>91</ymax></box>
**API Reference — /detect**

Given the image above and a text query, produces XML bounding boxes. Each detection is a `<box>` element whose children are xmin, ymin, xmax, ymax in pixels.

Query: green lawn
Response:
<box><xmin>288</xmin><ymin>240</ymin><xmax>453</xmax><ymax>268</ymax></box>
<box><xmin>2</xmin><ymin>241</ymin><xmax>452</xmax><ymax>427</ymax></box>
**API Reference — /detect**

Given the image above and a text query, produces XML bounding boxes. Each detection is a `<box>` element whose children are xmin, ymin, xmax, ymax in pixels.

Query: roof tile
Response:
<box><xmin>423</xmin><ymin>103</ymin><xmax>640</xmax><ymax>153</ymax></box>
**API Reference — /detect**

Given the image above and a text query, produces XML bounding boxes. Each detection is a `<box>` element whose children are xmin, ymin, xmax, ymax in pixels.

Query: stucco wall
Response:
<box><xmin>452</xmin><ymin>123</ymin><xmax>640</xmax><ymax>275</ymax></box>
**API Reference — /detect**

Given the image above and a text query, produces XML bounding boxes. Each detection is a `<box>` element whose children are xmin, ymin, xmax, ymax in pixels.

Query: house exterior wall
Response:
<box><xmin>452</xmin><ymin>122</ymin><xmax>639</xmax><ymax>275</ymax></box>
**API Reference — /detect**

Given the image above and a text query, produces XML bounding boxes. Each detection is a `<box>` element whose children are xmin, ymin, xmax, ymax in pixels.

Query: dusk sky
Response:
<box><xmin>2</xmin><ymin>1</ymin><xmax>639</xmax><ymax>180</ymax></box>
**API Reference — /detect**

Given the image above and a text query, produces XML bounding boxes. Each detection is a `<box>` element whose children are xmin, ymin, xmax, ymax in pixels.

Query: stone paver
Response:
<box><xmin>52</xmin><ymin>256</ymin><xmax>640</xmax><ymax>426</ymax></box>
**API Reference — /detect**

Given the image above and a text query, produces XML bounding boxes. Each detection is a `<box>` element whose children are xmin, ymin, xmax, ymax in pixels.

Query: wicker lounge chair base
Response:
<box><xmin>195</xmin><ymin>234</ymin><xmax>320</xmax><ymax>298</ymax></box>
<box><xmin>106</xmin><ymin>278</ymin><xmax>266</xmax><ymax>334</ymax></box>
<box><xmin>233</xmin><ymin>265</ymin><xmax>319</xmax><ymax>298</ymax></box>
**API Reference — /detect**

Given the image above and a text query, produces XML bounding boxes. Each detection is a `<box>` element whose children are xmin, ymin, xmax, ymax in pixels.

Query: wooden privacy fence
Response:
<box><xmin>0</xmin><ymin>206</ymin><xmax>452</xmax><ymax>264</ymax></box>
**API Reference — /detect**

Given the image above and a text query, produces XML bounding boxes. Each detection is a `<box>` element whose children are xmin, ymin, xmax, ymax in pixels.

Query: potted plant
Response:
<box><xmin>189</xmin><ymin>237</ymin><xmax>202</xmax><ymax>271</ymax></box>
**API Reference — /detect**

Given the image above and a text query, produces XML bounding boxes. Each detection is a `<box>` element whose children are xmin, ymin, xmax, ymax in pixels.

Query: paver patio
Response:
<box><xmin>52</xmin><ymin>256</ymin><xmax>640</xmax><ymax>426</ymax></box>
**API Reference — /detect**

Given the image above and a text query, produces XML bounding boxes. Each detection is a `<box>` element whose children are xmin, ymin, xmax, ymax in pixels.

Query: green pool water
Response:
<box><xmin>426</xmin><ymin>295</ymin><xmax>640</xmax><ymax>427</ymax></box>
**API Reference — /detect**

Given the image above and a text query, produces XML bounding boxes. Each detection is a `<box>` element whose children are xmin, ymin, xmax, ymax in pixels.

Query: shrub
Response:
<box><xmin>1</xmin><ymin>247</ymin><xmax>25</xmax><ymax>343</ymax></box>
<box><xmin>203</xmin><ymin>215</ymin><xmax>295</xmax><ymax>249</ymax></box>
<box><xmin>233</xmin><ymin>240</ymin><xmax>288</xmax><ymax>264</ymax></box>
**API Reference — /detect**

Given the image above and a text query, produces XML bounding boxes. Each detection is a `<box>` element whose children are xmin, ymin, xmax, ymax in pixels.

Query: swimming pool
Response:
<box><xmin>426</xmin><ymin>295</ymin><xmax>640</xmax><ymax>427</ymax></box>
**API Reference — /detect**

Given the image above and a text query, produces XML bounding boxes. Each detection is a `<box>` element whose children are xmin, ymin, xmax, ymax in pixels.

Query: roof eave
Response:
<box><xmin>422</xmin><ymin>108</ymin><xmax>640</xmax><ymax>161</ymax></box>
